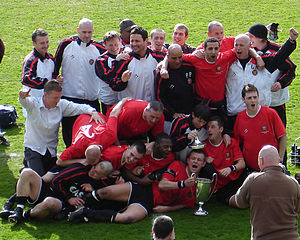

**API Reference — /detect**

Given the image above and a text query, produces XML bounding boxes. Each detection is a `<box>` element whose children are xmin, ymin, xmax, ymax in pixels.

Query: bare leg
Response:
<box><xmin>97</xmin><ymin>182</ymin><xmax>131</xmax><ymax>202</ymax></box>
<box><xmin>30</xmin><ymin>197</ymin><xmax>62</xmax><ymax>219</ymax></box>
<box><xmin>16</xmin><ymin>168</ymin><xmax>42</xmax><ymax>201</ymax></box>
<box><xmin>114</xmin><ymin>204</ymin><xmax>147</xmax><ymax>223</ymax></box>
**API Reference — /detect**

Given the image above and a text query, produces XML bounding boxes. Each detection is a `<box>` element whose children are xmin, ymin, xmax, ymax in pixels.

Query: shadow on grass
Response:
<box><xmin>0</xmin><ymin>153</ymin><xmax>19</xmax><ymax>200</ymax></box>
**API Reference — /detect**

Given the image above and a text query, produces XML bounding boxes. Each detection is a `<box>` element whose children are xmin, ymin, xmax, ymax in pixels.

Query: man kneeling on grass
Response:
<box><xmin>68</xmin><ymin>149</ymin><xmax>209</xmax><ymax>224</ymax></box>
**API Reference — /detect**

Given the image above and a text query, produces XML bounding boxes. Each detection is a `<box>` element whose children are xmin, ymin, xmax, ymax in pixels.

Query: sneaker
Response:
<box><xmin>68</xmin><ymin>207</ymin><xmax>88</xmax><ymax>223</ymax></box>
<box><xmin>0</xmin><ymin>210</ymin><xmax>13</xmax><ymax>220</ymax></box>
<box><xmin>2</xmin><ymin>200</ymin><xmax>14</xmax><ymax>211</ymax></box>
<box><xmin>8</xmin><ymin>207</ymin><xmax>24</xmax><ymax>224</ymax></box>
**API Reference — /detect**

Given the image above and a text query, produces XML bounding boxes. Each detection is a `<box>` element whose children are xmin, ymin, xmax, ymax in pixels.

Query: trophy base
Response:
<box><xmin>194</xmin><ymin>209</ymin><xmax>208</xmax><ymax>216</ymax></box>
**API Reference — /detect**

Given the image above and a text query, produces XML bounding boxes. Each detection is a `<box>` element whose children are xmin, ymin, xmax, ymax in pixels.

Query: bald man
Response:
<box><xmin>155</xmin><ymin>44</ymin><xmax>195</xmax><ymax>132</ymax></box>
<box><xmin>196</xmin><ymin>21</ymin><xmax>235</xmax><ymax>52</ymax></box>
<box><xmin>226</xmin><ymin>32</ymin><xmax>298</xmax><ymax>133</ymax></box>
<box><xmin>54</xmin><ymin>18</ymin><xmax>106</xmax><ymax>147</ymax></box>
<box><xmin>230</xmin><ymin>145</ymin><xmax>300</xmax><ymax>240</ymax></box>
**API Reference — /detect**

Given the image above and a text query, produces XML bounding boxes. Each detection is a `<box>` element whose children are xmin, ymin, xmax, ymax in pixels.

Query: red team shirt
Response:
<box><xmin>203</xmin><ymin>138</ymin><xmax>243</xmax><ymax>189</ymax></box>
<box><xmin>107</xmin><ymin>100</ymin><xmax>164</xmax><ymax>139</ymax></box>
<box><xmin>60</xmin><ymin>113</ymin><xmax>117</xmax><ymax>161</ymax></box>
<box><xmin>152</xmin><ymin>161</ymin><xmax>196</xmax><ymax>208</ymax></box>
<box><xmin>196</xmin><ymin>37</ymin><xmax>235</xmax><ymax>53</ymax></box>
<box><xmin>139</xmin><ymin>152</ymin><xmax>175</xmax><ymax>175</ymax></box>
<box><xmin>100</xmin><ymin>145</ymin><xmax>137</xmax><ymax>170</ymax></box>
<box><xmin>233</xmin><ymin>106</ymin><xmax>286</xmax><ymax>170</ymax></box>
<box><xmin>182</xmin><ymin>50</ymin><xmax>236</xmax><ymax>102</ymax></box>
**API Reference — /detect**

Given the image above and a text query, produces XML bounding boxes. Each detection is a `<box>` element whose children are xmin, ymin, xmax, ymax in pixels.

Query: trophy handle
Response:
<box><xmin>207</xmin><ymin>173</ymin><xmax>218</xmax><ymax>201</ymax></box>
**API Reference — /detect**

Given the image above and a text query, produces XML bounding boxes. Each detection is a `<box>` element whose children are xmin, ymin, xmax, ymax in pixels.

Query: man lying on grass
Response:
<box><xmin>68</xmin><ymin>149</ymin><xmax>209</xmax><ymax>224</ymax></box>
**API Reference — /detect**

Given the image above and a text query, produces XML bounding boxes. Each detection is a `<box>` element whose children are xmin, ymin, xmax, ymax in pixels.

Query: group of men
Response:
<box><xmin>0</xmin><ymin>17</ymin><xmax>299</xmax><ymax>239</ymax></box>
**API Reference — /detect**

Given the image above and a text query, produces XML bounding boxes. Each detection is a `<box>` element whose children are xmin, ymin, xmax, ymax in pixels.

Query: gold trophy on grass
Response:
<box><xmin>192</xmin><ymin>173</ymin><xmax>217</xmax><ymax>216</ymax></box>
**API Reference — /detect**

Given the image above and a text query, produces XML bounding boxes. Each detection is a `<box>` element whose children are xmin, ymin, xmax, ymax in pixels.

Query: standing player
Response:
<box><xmin>95</xmin><ymin>31</ymin><xmax>122</xmax><ymax>114</ymax></box>
<box><xmin>149</xmin><ymin>29</ymin><xmax>167</xmax><ymax>53</ymax></box>
<box><xmin>165</xmin><ymin>23</ymin><xmax>196</xmax><ymax>53</ymax></box>
<box><xmin>54</xmin><ymin>18</ymin><xmax>106</xmax><ymax>147</ymax></box>
<box><xmin>234</xmin><ymin>84</ymin><xmax>287</xmax><ymax>172</ymax></box>
<box><xmin>196</xmin><ymin>21</ymin><xmax>235</xmax><ymax>52</ymax></box>
<box><xmin>22</xmin><ymin>29</ymin><xmax>63</xmax><ymax>102</ymax></box>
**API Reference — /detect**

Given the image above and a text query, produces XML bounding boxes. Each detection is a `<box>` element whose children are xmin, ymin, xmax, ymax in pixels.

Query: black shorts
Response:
<box><xmin>128</xmin><ymin>182</ymin><xmax>153</xmax><ymax>215</ymax></box>
<box><xmin>28</xmin><ymin>180</ymin><xmax>56</xmax><ymax>205</ymax></box>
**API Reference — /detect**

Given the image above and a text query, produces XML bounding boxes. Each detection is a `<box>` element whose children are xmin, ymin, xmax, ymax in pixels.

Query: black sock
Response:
<box><xmin>86</xmin><ymin>209</ymin><xmax>117</xmax><ymax>223</ymax></box>
<box><xmin>15</xmin><ymin>196</ymin><xmax>28</xmax><ymax>205</ymax></box>
<box><xmin>23</xmin><ymin>208</ymin><xmax>32</xmax><ymax>219</ymax></box>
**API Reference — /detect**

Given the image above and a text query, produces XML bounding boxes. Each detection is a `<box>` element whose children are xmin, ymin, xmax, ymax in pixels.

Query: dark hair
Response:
<box><xmin>208</xmin><ymin>115</ymin><xmax>224</xmax><ymax>128</ymax></box>
<box><xmin>130</xmin><ymin>26</ymin><xmax>148</xmax><ymax>41</ymax></box>
<box><xmin>204</xmin><ymin>37</ymin><xmax>220</xmax><ymax>49</ymax></box>
<box><xmin>155</xmin><ymin>133</ymin><xmax>171</xmax><ymax>144</ymax></box>
<box><xmin>147</xmin><ymin>100</ymin><xmax>164</xmax><ymax>112</ymax></box>
<box><xmin>131</xmin><ymin>141</ymin><xmax>146</xmax><ymax>155</ymax></box>
<box><xmin>32</xmin><ymin>29</ymin><xmax>48</xmax><ymax>42</ymax></box>
<box><xmin>188</xmin><ymin>149</ymin><xmax>206</xmax><ymax>159</ymax></box>
<box><xmin>242</xmin><ymin>84</ymin><xmax>259</xmax><ymax>98</ymax></box>
<box><xmin>103</xmin><ymin>30</ymin><xmax>120</xmax><ymax>43</ymax></box>
<box><xmin>44</xmin><ymin>80</ymin><xmax>62</xmax><ymax>93</ymax></box>
<box><xmin>193</xmin><ymin>104</ymin><xmax>211</xmax><ymax>122</ymax></box>
<box><xmin>153</xmin><ymin>215</ymin><xmax>174</xmax><ymax>239</ymax></box>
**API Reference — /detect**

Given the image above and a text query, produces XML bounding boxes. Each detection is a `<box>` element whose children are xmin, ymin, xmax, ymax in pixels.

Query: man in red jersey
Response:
<box><xmin>233</xmin><ymin>84</ymin><xmax>286</xmax><ymax>172</ymax></box>
<box><xmin>203</xmin><ymin>116</ymin><xmax>246</xmax><ymax>204</ymax></box>
<box><xmin>68</xmin><ymin>149</ymin><xmax>207</xmax><ymax>223</ymax></box>
<box><xmin>56</xmin><ymin>98</ymin><xmax>129</xmax><ymax>167</ymax></box>
<box><xmin>132</xmin><ymin>133</ymin><xmax>175</xmax><ymax>182</ymax></box>
<box><xmin>197</xmin><ymin>21</ymin><xmax>235</xmax><ymax>52</ymax></box>
<box><xmin>107</xmin><ymin>99</ymin><xmax>164</xmax><ymax>143</ymax></box>
<box><xmin>161</xmin><ymin>37</ymin><xmax>263</xmax><ymax>116</ymax></box>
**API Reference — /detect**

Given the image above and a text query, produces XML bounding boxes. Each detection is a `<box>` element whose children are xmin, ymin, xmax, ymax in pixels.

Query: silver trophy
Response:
<box><xmin>192</xmin><ymin>173</ymin><xmax>217</xmax><ymax>216</ymax></box>
<box><xmin>189</xmin><ymin>136</ymin><xmax>205</xmax><ymax>149</ymax></box>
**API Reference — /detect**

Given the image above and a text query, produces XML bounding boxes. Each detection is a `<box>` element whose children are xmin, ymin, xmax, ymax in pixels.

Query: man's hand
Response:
<box><xmin>67</xmin><ymin>197</ymin><xmax>85</xmax><ymax>207</ymax></box>
<box><xmin>56</xmin><ymin>75</ymin><xmax>64</xmax><ymax>84</ymax></box>
<box><xmin>187</xmin><ymin>130</ymin><xmax>199</xmax><ymax>140</ymax></box>
<box><xmin>219</xmin><ymin>167</ymin><xmax>231</xmax><ymax>177</ymax></box>
<box><xmin>139</xmin><ymin>175</ymin><xmax>153</xmax><ymax>185</ymax></box>
<box><xmin>160</xmin><ymin>68</ymin><xmax>169</xmax><ymax>79</ymax></box>
<box><xmin>184</xmin><ymin>177</ymin><xmax>196</xmax><ymax>188</ymax></box>
<box><xmin>89</xmin><ymin>111</ymin><xmax>105</xmax><ymax>124</ymax></box>
<box><xmin>145</xmin><ymin>141</ymin><xmax>155</xmax><ymax>155</ymax></box>
<box><xmin>256</xmin><ymin>56</ymin><xmax>265</xmax><ymax>71</ymax></box>
<box><xmin>152</xmin><ymin>205</ymin><xmax>170</xmax><ymax>213</ymax></box>
<box><xmin>116</xmin><ymin>53</ymin><xmax>130</xmax><ymax>61</ymax></box>
<box><xmin>193</xmin><ymin>49</ymin><xmax>205</xmax><ymax>59</ymax></box>
<box><xmin>121</xmin><ymin>70</ymin><xmax>132</xmax><ymax>82</ymax></box>
<box><xmin>173</xmin><ymin>113</ymin><xmax>186</xmax><ymax>119</ymax></box>
<box><xmin>206</xmin><ymin>156</ymin><xmax>214</xmax><ymax>164</ymax></box>
<box><xmin>131</xmin><ymin>166</ymin><xmax>144</xmax><ymax>176</ymax></box>
<box><xmin>290</xmin><ymin>28</ymin><xmax>298</xmax><ymax>40</ymax></box>
<box><xmin>81</xmin><ymin>183</ymin><xmax>93</xmax><ymax>192</ymax></box>
<box><xmin>271</xmin><ymin>82</ymin><xmax>282</xmax><ymax>92</ymax></box>
<box><xmin>115</xmin><ymin>176</ymin><xmax>125</xmax><ymax>184</ymax></box>
<box><xmin>223</xmin><ymin>134</ymin><xmax>231</xmax><ymax>147</ymax></box>
<box><xmin>19</xmin><ymin>88</ymin><xmax>31</xmax><ymax>99</ymax></box>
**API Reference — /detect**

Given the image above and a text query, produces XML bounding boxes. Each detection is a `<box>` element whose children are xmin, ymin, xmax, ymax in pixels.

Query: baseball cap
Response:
<box><xmin>119</xmin><ymin>19</ymin><xmax>136</xmax><ymax>31</ymax></box>
<box><xmin>248</xmin><ymin>23</ymin><xmax>268</xmax><ymax>40</ymax></box>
